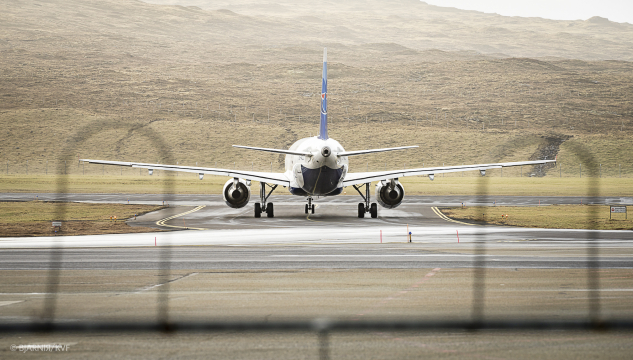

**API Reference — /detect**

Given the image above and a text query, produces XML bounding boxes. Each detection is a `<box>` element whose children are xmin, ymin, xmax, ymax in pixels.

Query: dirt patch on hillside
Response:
<box><xmin>531</xmin><ymin>135</ymin><xmax>573</xmax><ymax>176</ymax></box>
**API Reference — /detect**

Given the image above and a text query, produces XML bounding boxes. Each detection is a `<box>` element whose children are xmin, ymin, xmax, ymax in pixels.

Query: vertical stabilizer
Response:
<box><xmin>318</xmin><ymin>48</ymin><xmax>329</xmax><ymax>140</ymax></box>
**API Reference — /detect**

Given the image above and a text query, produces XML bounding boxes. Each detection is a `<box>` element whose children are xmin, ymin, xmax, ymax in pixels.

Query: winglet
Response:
<box><xmin>318</xmin><ymin>48</ymin><xmax>328</xmax><ymax>140</ymax></box>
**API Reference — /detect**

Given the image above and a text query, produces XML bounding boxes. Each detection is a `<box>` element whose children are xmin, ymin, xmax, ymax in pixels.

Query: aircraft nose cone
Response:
<box><xmin>321</xmin><ymin>146</ymin><xmax>331</xmax><ymax>157</ymax></box>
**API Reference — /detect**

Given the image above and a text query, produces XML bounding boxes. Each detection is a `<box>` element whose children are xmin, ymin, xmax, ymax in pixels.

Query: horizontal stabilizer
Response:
<box><xmin>233</xmin><ymin>145</ymin><xmax>312</xmax><ymax>157</ymax></box>
<box><xmin>338</xmin><ymin>145</ymin><xmax>418</xmax><ymax>157</ymax></box>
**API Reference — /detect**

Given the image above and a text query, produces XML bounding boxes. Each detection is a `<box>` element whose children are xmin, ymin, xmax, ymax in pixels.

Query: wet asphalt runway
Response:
<box><xmin>1</xmin><ymin>245</ymin><xmax>632</xmax><ymax>270</ymax></box>
<box><xmin>1</xmin><ymin>193</ymin><xmax>631</xmax><ymax>270</ymax></box>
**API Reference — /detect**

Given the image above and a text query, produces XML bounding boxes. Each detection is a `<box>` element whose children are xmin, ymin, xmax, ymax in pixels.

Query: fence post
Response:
<box><xmin>318</xmin><ymin>330</ymin><xmax>330</xmax><ymax>360</ymax></box>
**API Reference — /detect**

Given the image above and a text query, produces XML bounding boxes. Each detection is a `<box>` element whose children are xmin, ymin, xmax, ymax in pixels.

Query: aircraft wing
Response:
<box><xmin>342</xmin><ymin>159</ymin><xmax>556</xmax><ymax>187</ymax></box>
<box><xmin>80</xmin><ymin>159</ymin><xmax>290</xmax><ymax>187</ymax></box>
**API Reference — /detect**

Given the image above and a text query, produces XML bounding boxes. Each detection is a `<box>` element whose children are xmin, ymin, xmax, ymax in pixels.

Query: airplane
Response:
<box><xmin>82</xmin><ymin>48</ymin><xmax>556</xmax><ymax>219</ymax></box>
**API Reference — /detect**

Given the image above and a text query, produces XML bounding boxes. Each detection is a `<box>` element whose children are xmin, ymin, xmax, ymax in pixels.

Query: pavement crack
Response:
<box><xmin>132</xmin><ymin>272</ymin><xmax>199</xmax><ymax>294</ymax></box>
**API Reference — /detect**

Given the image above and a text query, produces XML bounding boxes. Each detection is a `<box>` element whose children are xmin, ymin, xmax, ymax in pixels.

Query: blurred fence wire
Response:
<box><xmin>1</xmin><ymin>127</ymin><xmax>632</xmax><ymax>360</ymax></box>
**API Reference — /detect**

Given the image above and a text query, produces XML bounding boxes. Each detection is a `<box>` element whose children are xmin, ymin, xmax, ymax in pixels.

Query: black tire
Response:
<box><xmin>255</xmin><ymin>203</ymin><xmax>261</xmax><ymax>218</ymax></box>
<box><xmin>267</xmin><ymin>203</ymin><xmax>274</xmax><ymax>218</ymax></box>
<box><xmin>311</xmin><ymin>205</ymin><xmax>315</xmax><ymax>214</ymax></box>
<box><xmin>305</xmin><ymin>204</ymin><xmax>309</xmax><ymax>214</ymax></box>
<box><xmin>358</xmin><ymin>203</ymin><xmax>365</xmax><ymax>218</ymax></box>
<box><xmin>370</xmin><ymin>203</ymin><xmax>378</xmax><ymax>218</ymax></box>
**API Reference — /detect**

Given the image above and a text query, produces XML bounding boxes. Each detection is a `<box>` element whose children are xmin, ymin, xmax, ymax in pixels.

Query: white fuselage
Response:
<box><xmin>283</xmin><ymin>137</ymin><xmax>348</xmax><ymax>196</ymax></box>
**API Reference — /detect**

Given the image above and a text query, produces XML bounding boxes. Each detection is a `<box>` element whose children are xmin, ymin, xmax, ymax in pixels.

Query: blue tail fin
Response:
<box><xmin>318</xmin><ymin>48</ymin><xmax>328</xmax><ymax>140</ymax></box>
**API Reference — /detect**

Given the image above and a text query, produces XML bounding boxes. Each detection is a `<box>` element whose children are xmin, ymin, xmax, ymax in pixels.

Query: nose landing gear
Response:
<box><xmin>353</xmin><ymin>182</ymin><xmax>378</xmax><ymax>218</ymax></box>
<box><xmin>305</xmin><ymin>197</ymin><xmax>315</xmax><ymax>214</ymax></box>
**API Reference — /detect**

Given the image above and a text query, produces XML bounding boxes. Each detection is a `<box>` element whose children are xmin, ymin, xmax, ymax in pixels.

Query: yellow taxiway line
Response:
<box><xmin>431</xmin><ymin>206</ymin><xmax>477</xmax><ymax>226</ymax></box>
<box><xmin>156</xmin><ymin>205</ymin><xmax>207</xmax><ymax>230</ymax></box>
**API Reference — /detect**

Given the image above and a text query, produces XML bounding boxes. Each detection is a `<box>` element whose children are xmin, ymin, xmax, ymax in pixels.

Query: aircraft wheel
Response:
<box><xmin>305</xmin><ymin>204</ymin><xmax>309</xmax><ymax>214</ymax></box>
<box><xmin>254</xmin><ymin>203</ymin><xmax>261</xmax><ymax>218</ymax></box>
<box><xmin>311</xmin><ymin>204</ymin><xmax>315</xmax><ymax>214</ymax></box>
<box><xmin>358</xmin><ymin>203</ymin><xmax>365</xmax><ymax>218</ymax></box>
<box><xmin>370</xmin><ymin>203</ymin><xmax>378</xmax><ymax>218</ymax></box>
<box><xmin>267</xmin><ymin>203</ymin><xmax>274</xmax><ymax>218</ymax></box>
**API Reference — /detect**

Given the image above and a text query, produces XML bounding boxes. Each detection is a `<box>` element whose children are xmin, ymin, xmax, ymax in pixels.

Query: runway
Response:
<box><xmin>1</xmin><ymin>194</ymin><xmax>632</xmax><ymax>248</ymax></box>
<box><xmin>2</xmin><ymin>194</ymin><xmax>632</xmax><ymax>360</ymax></box>
<box><xmin>1</xmin><ymin>245</ymin><xmax>633</xmax><ymax>270</ymax></box>
<box><xmin>1</xmin><ymin>193</ymin><xmax>632</xmax><ymax>270</ymax></box>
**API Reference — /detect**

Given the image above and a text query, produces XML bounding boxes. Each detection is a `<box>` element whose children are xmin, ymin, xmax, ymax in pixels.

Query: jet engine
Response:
<box><xmin>375</xmin><ymin>179</ymin><xmax>405</xmax><ymax>209</ymax></box>
<box><xmin>222</xmin><ymin>178</ymin><xmax>251</xmax><ymax>208</ymax></box>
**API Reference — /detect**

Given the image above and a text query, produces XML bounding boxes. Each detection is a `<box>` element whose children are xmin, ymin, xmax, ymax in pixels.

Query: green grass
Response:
<box><xmin>441</xmin><ymin>205</ymin><xmax>632</xmax><ymax>230</ymax></box>
<box><xmin>0</xmin><ymin>201</ymin><xmax>164</xmax><ymax>223</ymax></box>
<box><xmin>1</xmin><ymin>175</ymin><xmax>632</xmax><ymax>196</ymax></box>
<box><xmin>399</xmin><ymin>177</ymin><xmax>633</xmax><ymax>196</ymax></box>
<box><xmin>0</xmin><ymin>201</ymin><xmax>167</xmax><ymax>237</ymax></box>
<box><xmin>0</xmin><ymin>175</ymin><xmax>227</xmax><ymax>195</ymax></box>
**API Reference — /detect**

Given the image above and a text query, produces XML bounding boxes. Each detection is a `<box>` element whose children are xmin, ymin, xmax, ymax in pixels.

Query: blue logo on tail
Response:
<box><xmin>318</xmin><ymin>48</ymin><xmax>328</xmax><ymax>140</ymax></box>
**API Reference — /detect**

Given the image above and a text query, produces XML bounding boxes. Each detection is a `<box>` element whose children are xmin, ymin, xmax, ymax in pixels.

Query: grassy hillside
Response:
<box><xmin>1</xmin><ymin>0</ymin><xmax>632</xmax><ymax>192</ymax></box>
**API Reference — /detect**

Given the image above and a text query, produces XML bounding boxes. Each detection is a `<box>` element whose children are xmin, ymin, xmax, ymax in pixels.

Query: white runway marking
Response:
<box><xmin>0</xmin><ymin>301</ymin><xmax>23</xmax><ymax>307</ymax></box>
<box><xmin>0</xmin><ymin>225</ymin><xmax>631</xmax><ymax>248</ymax></box>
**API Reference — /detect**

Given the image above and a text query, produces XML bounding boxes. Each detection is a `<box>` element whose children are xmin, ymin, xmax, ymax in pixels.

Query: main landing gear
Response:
<box><xmin>353</xmin><ymin>182</ymin><xmax>377</xmax><ymax>218</ymax></box>
<box><xmin>255</xmin><ymin>182</ymin><xmax>277</xmax><ymax>218</ymax></box>
<box><xmin>305</xmin><ymin>196</ymin><xmax>315</xmax><ymax>214</ymax></box>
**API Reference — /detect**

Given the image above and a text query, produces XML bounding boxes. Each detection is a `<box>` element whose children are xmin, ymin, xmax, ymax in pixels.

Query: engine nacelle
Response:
<box><xmin>222</xmin><ymin>178</ymin><xmax>251</xmax><ymax>208</ymax></box>
<box><xmin>375</xmin><ymin>179</ymin><xmax>405</xmax><ymax>209</ymax></box>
